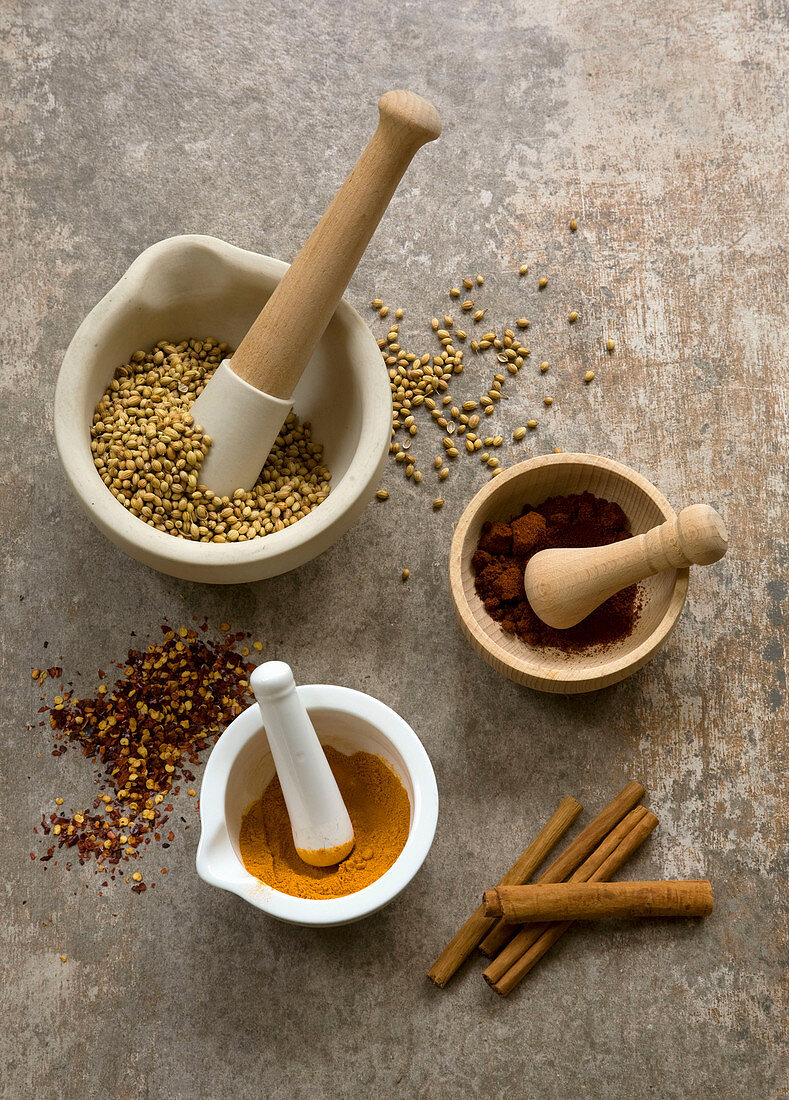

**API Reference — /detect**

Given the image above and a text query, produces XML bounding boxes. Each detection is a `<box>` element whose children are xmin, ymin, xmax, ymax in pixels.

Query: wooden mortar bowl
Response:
<box><xmin>449</xmin><ymin>454</ymin><xmax>689</xmax><ymax>693</ymax></box>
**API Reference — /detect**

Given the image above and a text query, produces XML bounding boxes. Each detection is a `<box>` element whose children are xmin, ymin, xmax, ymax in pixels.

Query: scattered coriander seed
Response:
<box><xmin>540</xmin><ymin>361</ymin><xmax>550</xmax><ymax>372</ymax></box>
<box><xmin>371</xmin><ymin>298</ymin><xmax>383</xmax><ymax>308</ymax></box>
<box><xmin>462</xmin><ymin>278</ymin><xmax>473</xmax><ymax>290</ymax></box>
<box><xmin>487</xmin><ymin>457</ymin><xmax>499</xmax><ymax>468</ymax></box>
<box><xmin>376</xmin><ymin>490</ymin><xmax>390</xmax><ymax>501</ymax></box>
<box><xmin>438</xmin><ymin>468</ymin><xmax>449</xmax><ymax>481</ymax></box>
<box><xmin>444</xmin><ymin>315</ymin><xmax>453</xmax><ymax>327</ymax></box>
<box><xmin>584</xmin><ymin>370</ymin><xmax>595</xmax><ymax>382</ymax></box>
<box><xmin>461</xmin><ymin>300</ymin><xmax>474</xmax><ymax>311</ymax></box>
<box><xmin>570</xmin><ymin>218</ymin><xmax>578</xmax><ymax>231</ymax></box>
<box><xmin>543</xmin><ymin>396</ymin><xmax>553</xmax><ymax>406</ymax></box>
<box><xmin>402</xmin><ymin>569</ymin><xmax>410</xmax><ymax>581</ymax></box>
<box><xmin>519</xmin><ymin>264</ymin><xmax>528</xmax><ymax>275</ymax></box>
<box><xmin>447</xmin><ymin>447</ymin><xmax>459</xmax><ymax>457</ymax></box>
<box><xmin>433</xmin><ymin>498</ymin><xmax>444</xmax><ymax>509</ymax></box>
<box><xmin>395</xmin><ymin>308</ymin><xmax>404</xmax><ymax>320</ymax></box>
<box><xmin>434</xmin><ymin>456</ymin><xmax>443</xmax><ymax>469</ymax></box>
<box><xmin>413</xmin><ymin>470</ymin><xmax>423</xmax><ymax>483</ymax></box>
<box><xmin>492</xmin><ymin>435</ymin><xmax>503</xmax><ymax>446</ymax></box>
<box><xmin>491</xmin><ymin>468</ymin><xmax>503</xmax><ymax>477</ymax></box>
<box><xmin>450</xmin><ymin>287</ymin><xmax>460</xmax><ymax>298</ymax></box>
<box><xmin>569</xmin><ymin>310</ymin><xmax>579</xmax><ymax>323</ymax></box>
<box><xmin>606</xmin><ymin>338</ymin><xmax>616</xmax><ymax>352</ymax></box>
<box><xmin>516</xmin><ymin>318</ymin><xmax>529</xmax><ymax>329</ymax></box>
<box><xmin>538</xmin><ymin>276</ymin><xmax>548</xmax><ymax>289</ymax></box>
<box><xmin>431</xmin><ymin>317</ymin><xmax>439</xmax><ymax>330</ymax></box>
<box><xmin>473</xmin><ymin>310</ymin><xmax>486</xmax><ymax>322</ymax></box>
<box><xmin>554</xmin><ymin>447</ymin><xmax>563</xmax><ymax>453</ymax></box>
<box><xmin>476</xmin><ymin>274</ymin><xmax>484</xmax><ymax>286</ymax></box>
<box><xmin>527</xmin><ymin>419</ymin><xmax>538</xmax><ymax>428</ymax></box>
<box><xmin>455</xmin><ymin>330</ymin><xmax>466</xmax><ymax>340</ymax></box>
<box><xmin>462</xmin><ymin>400</ymin><xmax>477</xmax><ymax>411</ymax></box>
<box><xmin>379</xmin><ymin>306</ymin><xmax>389</xmax><ymax>318</ymax></box>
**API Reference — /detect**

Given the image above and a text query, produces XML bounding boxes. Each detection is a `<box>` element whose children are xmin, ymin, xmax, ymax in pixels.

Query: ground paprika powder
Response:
<box><xmin>472</xmin><ymin>491</ymin><xmax>642</xmax><ymax>652</ymax></box>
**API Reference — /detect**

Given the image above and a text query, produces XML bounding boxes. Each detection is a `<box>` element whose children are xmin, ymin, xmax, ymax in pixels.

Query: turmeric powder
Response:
<box><xmin>239</xmin><ymin>746</ymin><xmax>410</xmax><ymax>899</ymax></box>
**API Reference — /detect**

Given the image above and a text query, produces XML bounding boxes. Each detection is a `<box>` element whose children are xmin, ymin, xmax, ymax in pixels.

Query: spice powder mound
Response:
<box><xmin>239</xmin><ymin>746</ymin><xmax>410</xmax><ymax>899</ymax></box>
<box><xmin>472</xmin><ymin>491</ymin><xmax>642</xmax><ymax>652</ymax></box>
<box><xmin>37</xmin><ymin>626</ymin><xmax>254</xmax><ymax>890</ymax></box>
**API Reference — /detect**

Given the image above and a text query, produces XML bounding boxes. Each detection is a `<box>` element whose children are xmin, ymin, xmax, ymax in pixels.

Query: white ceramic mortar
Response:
<box><xmin>196</xmin><ymin>685</ymin><xmax>439</xmax><ymax>926</ymax></box>
<box><xmin>54</xmin><ymin>235</ymin><xmax>392</xmax><ymax>583</ymax></box>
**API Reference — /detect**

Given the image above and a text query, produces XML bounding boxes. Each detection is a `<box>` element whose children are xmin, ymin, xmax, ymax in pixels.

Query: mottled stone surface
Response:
<box><xmin>2</xmin><ymin>1</ymin><xmax>786</xmax><ymax>1096</ymax></box>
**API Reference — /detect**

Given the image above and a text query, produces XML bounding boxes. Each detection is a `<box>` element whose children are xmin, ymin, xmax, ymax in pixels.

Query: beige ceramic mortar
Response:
<box><xmin>54</xmin><ymin>235</ymin><xmax>392</xmax><ymax>584</ymax></box>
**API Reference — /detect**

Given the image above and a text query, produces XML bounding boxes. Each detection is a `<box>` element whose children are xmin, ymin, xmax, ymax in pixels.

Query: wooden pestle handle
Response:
<box><xmin>228</xmin><ymin>90</ymin><xmax>441</xmax><ymax>398</ymax></box>
<box><xmin>525</xmin><ymin>504</ymin><xmax>728</xmax><ymax>630</ymax></box>
<box><xmin>482</xmin><ymin>880</ymin><xmax>714</xmax><ymax>922</ymax></box>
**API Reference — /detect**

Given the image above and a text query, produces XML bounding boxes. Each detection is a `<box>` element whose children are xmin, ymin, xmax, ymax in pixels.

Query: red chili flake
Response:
<box><xmin>36</xmin><ymin>626</ymin><xmax>253</xmax><ymax>890</ymax></box>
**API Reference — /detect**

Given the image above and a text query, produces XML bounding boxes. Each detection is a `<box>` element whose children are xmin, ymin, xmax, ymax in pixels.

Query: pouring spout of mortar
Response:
<box><xmin>250</xmin><ymin>661</ymin><xmax>355</xmax><ymax>868</ymax></box>
<box><xmin>190</xmin><ymin>90</ymin><xmax>441</xmax><ymax>497</ymax></box>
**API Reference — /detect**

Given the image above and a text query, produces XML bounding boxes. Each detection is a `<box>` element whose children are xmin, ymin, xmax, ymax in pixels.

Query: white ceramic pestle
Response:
<box><xmin>249</xmin><ymin>661</ymin><xmax>355</xmax><ymax>867</ymax></box>
<box><xmin>190</xmin><ymin>90</ymin><xmax>441</xmax><ymax>497</ymax></box>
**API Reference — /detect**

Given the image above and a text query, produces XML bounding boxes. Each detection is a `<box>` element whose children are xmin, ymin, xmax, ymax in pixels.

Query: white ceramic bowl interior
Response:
<box><xmin>54</xmin><ymin>235</ymin><xmax>392</xmax><ymax>583</ymax></box>
<box><xmin>196</xmin><ymin>685</ymin><xmax>439</xmax><ymax>926</ymax></box>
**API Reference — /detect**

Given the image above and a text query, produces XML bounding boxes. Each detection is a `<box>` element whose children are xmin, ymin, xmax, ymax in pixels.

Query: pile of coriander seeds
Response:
<box><xmin>91</xmin><ymin>338</ymin><xmax>331</xmax><ymax>543</ymax></box>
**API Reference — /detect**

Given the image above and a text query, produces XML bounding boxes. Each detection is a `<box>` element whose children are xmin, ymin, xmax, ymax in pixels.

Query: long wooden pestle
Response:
<box><xmin>190</xmin><ymin>90</ymin><xmax>441</xmax><ymax>496</ymax></box>
<box><xmin>524</xmin><ymin>504</ymin><xmax>728</xmax><ymax>630</ymax></box>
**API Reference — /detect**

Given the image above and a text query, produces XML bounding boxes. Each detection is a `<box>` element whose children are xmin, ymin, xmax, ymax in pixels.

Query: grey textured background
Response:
<box><xmin>2</xmin><ymin>1</ymin><xmax>787</xmax><ymax>1097</ymax></box>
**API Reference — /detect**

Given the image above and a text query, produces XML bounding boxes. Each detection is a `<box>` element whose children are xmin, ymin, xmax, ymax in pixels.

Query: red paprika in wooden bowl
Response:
<box><xmin>449</xmin><ymin>454</ymin><xmax>689</xmax><ymax>693</ymax></box>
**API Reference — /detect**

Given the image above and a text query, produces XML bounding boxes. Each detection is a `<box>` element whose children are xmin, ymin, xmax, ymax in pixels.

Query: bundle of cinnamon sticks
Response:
<box><xmin>427</xmin><ymin>782</ymin><xmax>712</xmax><ymax>998</ymax></box>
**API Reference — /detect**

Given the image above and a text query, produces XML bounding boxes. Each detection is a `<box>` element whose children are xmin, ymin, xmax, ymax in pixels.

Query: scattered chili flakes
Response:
<box><xmin>37</xmin><ymin>625</ymin><xmax>254</xmax><ymax>890</ymax></box>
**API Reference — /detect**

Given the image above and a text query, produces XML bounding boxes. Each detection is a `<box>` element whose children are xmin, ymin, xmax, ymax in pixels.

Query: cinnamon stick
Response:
<box><xmin>486</xmin><ymin>810</ymin><xmax>660</xmax><ymax>997</ymax></box>
<box><xmin>482</xmin><ymin>805</ymin><xmax>649</xmax><ymax>985</ymax></box>
<box><xmin>483</xmin><ymin>880</ymin><xmax>713</xmax><ymax>921</ymax></box>
<box><xmin>478</xmin><ymin>780</ymin><xmax>646</xmax><ymax>958</ymax></box>
<box><xmin>426</xmin><ymin>795</ymin><xmax>582</xmax><ymax>988</ymax></box>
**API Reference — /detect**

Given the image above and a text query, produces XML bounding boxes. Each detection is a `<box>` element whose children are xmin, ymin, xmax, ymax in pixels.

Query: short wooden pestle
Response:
<box><xmin>482</xmin><ymin>880</ymin><xmax>714</xmax><ymax>922</ymax></box>
<box><xmin>524</xmin><ymin>503</ymin><xmax>728</xmax><ymax>630</ymax></box>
